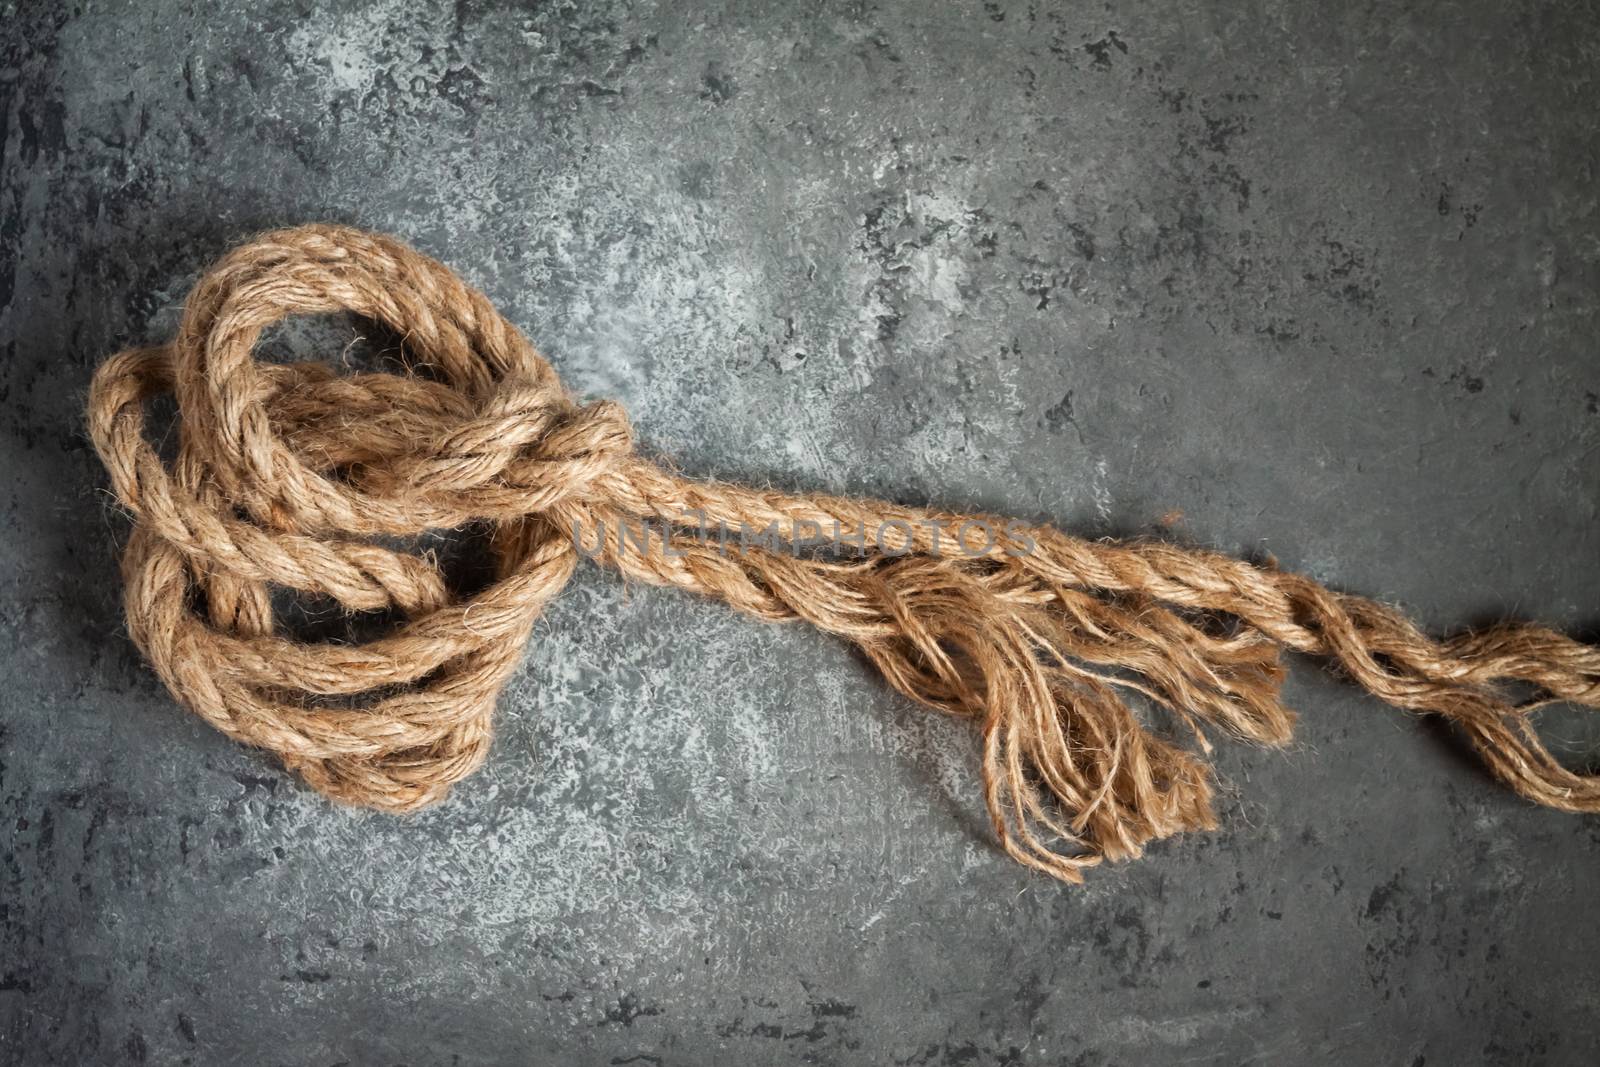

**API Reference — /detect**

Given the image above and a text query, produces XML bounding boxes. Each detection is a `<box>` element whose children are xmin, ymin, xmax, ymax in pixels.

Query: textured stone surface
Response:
<box><xmin>3</xmin><ymin>1</ymin><xmax>1599</xmax><ymax>1063</ymax></box>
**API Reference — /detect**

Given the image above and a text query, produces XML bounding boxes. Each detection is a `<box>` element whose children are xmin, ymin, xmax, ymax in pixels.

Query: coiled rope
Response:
<box><xmin>86</xmin><ymin>224</ymin><xmax>1600</xmax><ymax>882</ymax></box>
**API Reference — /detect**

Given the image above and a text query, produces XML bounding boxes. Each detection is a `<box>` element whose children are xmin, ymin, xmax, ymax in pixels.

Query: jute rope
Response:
<box><xmin>86</xmin><ymin>224</ymin><xmax>1600</xmax><ymax>882</ymax></box>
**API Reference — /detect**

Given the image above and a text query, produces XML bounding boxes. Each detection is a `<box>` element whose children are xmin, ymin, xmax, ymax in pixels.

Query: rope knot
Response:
<box><xmin>329</xmin><ymin>376</ymin><xmax>634</xmax><ymax>518</ymax></box>
<box><xmin>87</xmin><ymin>224</ymin><xmax>629</xmax><ymax>810</ymax></box>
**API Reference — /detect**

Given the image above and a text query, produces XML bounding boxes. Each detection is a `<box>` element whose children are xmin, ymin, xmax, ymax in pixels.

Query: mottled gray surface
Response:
<box><xmin>3</xmin><ymin>0</ymin><xmax>1600</xmax><ymax>1063</ymax></box>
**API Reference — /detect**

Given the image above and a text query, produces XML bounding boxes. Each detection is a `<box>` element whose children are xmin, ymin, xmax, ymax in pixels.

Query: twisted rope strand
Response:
<box><xmin>86</xmin><ymin>224</ymin><xmax>1600</xmax><ymax>882</ymax></box>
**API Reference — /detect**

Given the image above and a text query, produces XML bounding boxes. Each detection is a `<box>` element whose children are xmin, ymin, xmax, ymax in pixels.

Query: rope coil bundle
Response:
<box><xmin>87</xmin><ymin>224</ymin><xmax>1600</xmax><ymax>882</ymax></box>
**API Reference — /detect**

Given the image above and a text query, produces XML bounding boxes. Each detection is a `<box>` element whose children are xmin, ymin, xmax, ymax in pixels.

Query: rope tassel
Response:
<box><xmin>85</xmin><ymin>224</ymin><xmax>1600</xmax><ymax>882</ymax></box>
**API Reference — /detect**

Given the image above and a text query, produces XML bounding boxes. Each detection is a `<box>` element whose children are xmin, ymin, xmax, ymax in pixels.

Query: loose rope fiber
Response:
<box><xmin>86</xmin><ymin>224</ymin><xmax>1600</xmax><ymax>883</ymax></box>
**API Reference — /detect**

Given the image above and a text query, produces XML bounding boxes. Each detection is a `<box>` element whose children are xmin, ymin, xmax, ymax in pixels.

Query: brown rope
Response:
<box><xmin>85</xmin><ymin>224</ymin><xmax>1600</xmax><ymax>883</ymax></box>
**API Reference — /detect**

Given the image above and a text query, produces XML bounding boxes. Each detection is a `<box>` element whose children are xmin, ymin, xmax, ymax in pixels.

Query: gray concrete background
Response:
<box><xmin>3</xmin><ymin>1</ymin><xmax>1599</xmax><ymax>1063</ymax></box>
